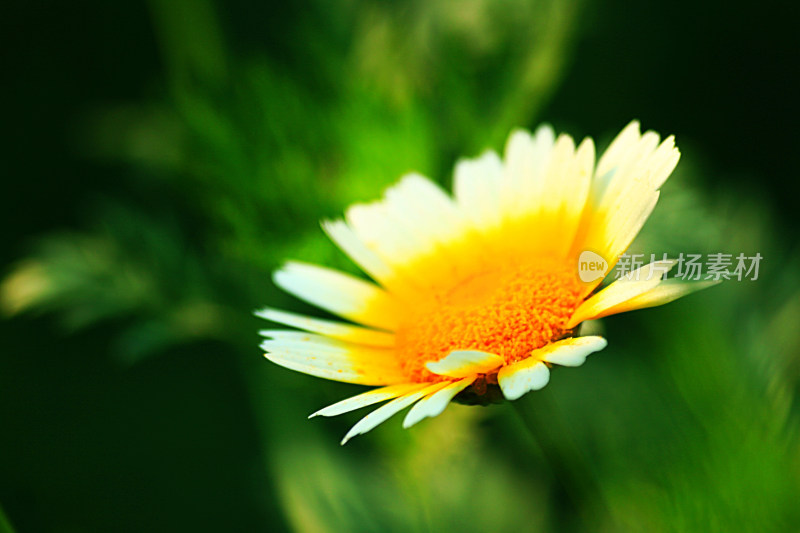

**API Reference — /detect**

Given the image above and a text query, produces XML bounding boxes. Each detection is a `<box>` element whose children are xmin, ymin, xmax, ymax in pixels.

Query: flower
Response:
<box><xmin>258</xmin><ymin>121</ymin><xmax>715</xmax><ymax>444</ymax></box>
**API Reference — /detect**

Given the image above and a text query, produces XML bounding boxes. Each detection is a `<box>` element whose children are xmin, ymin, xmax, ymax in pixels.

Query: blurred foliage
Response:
<box><xmin>4</xmin><ymin>0</ymin><xmax>585</xmax><ymax>362</ymax></box>
<box><xmin>2</xmin><ymin>0</ymin><xmax>799</xmax><ymax>531</ymax></box>
<box><xmin>0</xmin><ymin>506</ymin><xmax>15</xmax><ymax>533</ymax></box>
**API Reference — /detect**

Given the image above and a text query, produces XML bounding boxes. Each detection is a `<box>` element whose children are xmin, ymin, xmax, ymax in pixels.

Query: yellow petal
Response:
<box><xmin>425</xmin><ymin>350</ymin><xmax>504</xmax><ymax>378</ymax></box>
<box><xmin>568</xmin><ymin>260</ymin><xmax>675</xmax><ymax>327</ymax></box>
<box><xmin>261</xmin><ymin>332</ymin><xmax>405</xmax><ymax>385</ymax></box>
<box><xmin>595</xmin><ymin>279</ymin><xmax>719</xmax><ymax>317</ymax></box>
<box><xmin>273</xmin><ymin>261</ymin><xmax>400</xmax><ymax>330</ymax></box>
<box><xmin>256</xmin><ymin>307</ymin><xmax>395</xmax><ymax>348</ymax></box>
<box><xmin>343</xmin><ymin>174</ymin><xmax>466</xmax><ymax>279</ymax></box>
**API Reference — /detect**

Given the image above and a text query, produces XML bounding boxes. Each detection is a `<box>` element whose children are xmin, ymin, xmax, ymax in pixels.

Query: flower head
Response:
<box><xmin>258</xmin><ymin>121</ymin><xmax>714</xmax><ymax>444</ymax></box>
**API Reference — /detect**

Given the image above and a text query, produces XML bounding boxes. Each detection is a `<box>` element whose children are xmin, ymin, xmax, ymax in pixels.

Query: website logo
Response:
<box><xmin>578</xmin><ymin>251</ymin><xmax>608</xmax><ymax>283</ymax></box>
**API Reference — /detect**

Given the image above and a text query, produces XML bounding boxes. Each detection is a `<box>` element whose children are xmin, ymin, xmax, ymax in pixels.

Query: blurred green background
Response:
<box><xmin>2</xmin><ymin>0</ymin><xmax>799</xmax><ymax>531</ymax></box>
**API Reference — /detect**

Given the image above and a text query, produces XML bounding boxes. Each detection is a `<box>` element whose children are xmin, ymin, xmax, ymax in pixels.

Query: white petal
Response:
<box><xmin>600</xmin><ymin>190</ymin><xmax>661</xmax><ymax>268</ymax></box>
<box><xmin>569</xmin><ymin>137</ymin><xmax>596</xmax><ymax>217</ymax></box>
<box><xmin>402</xmin><ymin>376</ymin><xmax>475</xmax><ymax>428</ymax></box>
<box><xmin>501</xmin><ymin>129</ymin><xmax>535</xmax><ymax>213</ymax></box>
<box><xmin>596</xmin><ymin>279</ymin><xmax>719</xmax><ymax>317</ymax></box>
<box><xmin>382</xmin><ymin>173</ymin><xmax>466</xmax><ymax>246</ymax></box>
<box><xmin>256</xmin><ymin>307</ymin><xmax>395</xmax><ymax>347</ymax></box>
<box><xmin>340</xmin><ymin>382</ymin><xmax>448</xmax><ymax>444</ymax></box>
<box><xmin>494</xmin><ymin>128</ymin><xmax>594</xmax><ymax>258</ymax></box>
<box><xmin>536</xmin><ymin>336</ymin><xmax>607</xmax><ymax>367</ymax></box>
<box><xmin>321</xmin><ymin>219</ymin><xmax>394</xmax><ymax>283</ymax></box>
<box><xmin>497</xmin><ymin>359</ymin><xmax>551</xmax><ymax>401</ymax></box>
<box><xmin>453</xmin><ymin>150</ymin><xmax>503</xmax><ymax>230</ymax></box>
<box><xmin>646</xmin><ymin>136</ymin><xmax>680</xmax><ymax>190</ymax></box>
<box><xmin>539</xmin><ymin>134</ymin><xmax>579</xmax><ymax>210</ymax></box>
<box><xmin>540</xmin><ymin>135</ymin><xmax>595</xmax><ymax>255</ymax></box>
<box><xmin>341</xmin><ymin>172</ymin><xmax>466</xmax><ymax>273</ymax></box>
<box><xmin>425</xmin><ymin>350</ymin><xmax>505</xmax><ymax>378</ymax></box>
<box><xmin>576</xmin><ymin>122</ymin><xmax>680</xmax><ymax>272</ymax></box>
<box><xmin>501</xmin><ymin>125</ymin><xmax>555</xmax><ymax>217</ymax></box>
<box><xmin>273</xmin><ymin>261</ymin><xmax>399</xmax><ymax>330</ymax></box>
<box><xmin>596</xmin><ymin>120</ymin><xmax>642</xmax><ymax>178</ymax></box>
<box><xmin>598</xmin><ymin>130</ymin><xmax>662</xmax><ymax>204</ymax></box>
<box><xmin>310</xmin><ymin>383</ymin><xmax>427</xmax><ymax>418</ymax></box>
<box><xmin>345</xmin><ymin>202</ymin><xmax>432</xmax><ymax>273</ymax></box>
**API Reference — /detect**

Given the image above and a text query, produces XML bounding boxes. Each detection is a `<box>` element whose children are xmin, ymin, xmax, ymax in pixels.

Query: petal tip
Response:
<box><xmin>401</xmin><ymin>417</ymin><xmax>419</xmax><ymax>429</ymax></box>
<box><xmin>498</xmin><ymin>360</ymin><xmax>551</xmax><ymax>401</ymax></box>
<box><xmin>340</xmin><ymin>430</ymin><xmax>358</xmax><ymax>446</ymax></box>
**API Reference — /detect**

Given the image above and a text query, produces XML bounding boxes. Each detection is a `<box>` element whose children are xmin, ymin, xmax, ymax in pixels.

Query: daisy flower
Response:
<box><xmin>257</xmin><ymin>121</ymin><xmax>715</xmax><ymax>444</ymax></box>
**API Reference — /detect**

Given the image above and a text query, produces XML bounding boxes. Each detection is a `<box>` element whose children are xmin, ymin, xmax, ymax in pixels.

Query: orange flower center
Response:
<box><xmin>395</xmin><ymin>259</ymin><xmax>584</xmax><ymax>382</ymax></box>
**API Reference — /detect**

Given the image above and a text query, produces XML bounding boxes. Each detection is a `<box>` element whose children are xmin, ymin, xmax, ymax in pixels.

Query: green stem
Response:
<box><xmin>511</xmin><ymin>391</ymin><xmax>610</xmax><ymax>531</ymax></box>
<box><xmin>0</xmin><ymin>505</ymin><xmax>17</xmax><ymax>533</ymax></box>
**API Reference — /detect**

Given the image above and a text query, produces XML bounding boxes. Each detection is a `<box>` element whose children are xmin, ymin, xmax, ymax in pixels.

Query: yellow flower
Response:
<box><xmin>258</xmin><ymin>121</ymin><xmax>715</xmax><ymax>444</ymax></box>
